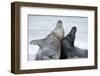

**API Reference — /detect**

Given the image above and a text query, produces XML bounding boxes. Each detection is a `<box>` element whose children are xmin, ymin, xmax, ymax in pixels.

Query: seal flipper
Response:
<box><xmin>30</xmin><ymin>39</ymin><xmax>45</xmax><ymax>47</ymax></box>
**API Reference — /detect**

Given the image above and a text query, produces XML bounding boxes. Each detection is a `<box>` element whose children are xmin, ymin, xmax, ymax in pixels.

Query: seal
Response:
<box><xmin>60</xmin><ymin>26</ymin><xmax>88</xmax><ymax>59</ymax></box>
<box><xmin>30</xmin><ymin>20</ymin><xmax>64</xmax><ymax>60</ymax></box>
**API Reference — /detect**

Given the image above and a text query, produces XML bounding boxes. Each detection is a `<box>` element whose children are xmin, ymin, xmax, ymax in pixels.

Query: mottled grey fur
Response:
<box><xmin>60</xmin><ymin>26</ymin><xmax>88</xmax><ymax>59</ymax></box>
<box><xmin>30</xmin><ymin>20</ymin><xmax>64</xmax><ymax>60</ymax></box>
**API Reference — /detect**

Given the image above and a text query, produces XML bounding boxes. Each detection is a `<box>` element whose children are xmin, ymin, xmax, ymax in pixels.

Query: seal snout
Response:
<box><xmin>70</xmin><ymin>26</ymin><xmax>77</xmax><ymax>35</ymax></box>
<box><xmin>65</xmin><ymin>26</ymin><xmax>77</xmax><ymax>45</ymax></box>
<box><xmin>72</xmin><ymin>26</ymin><xmax>77</xmax><ymax>31</ymax></box>
<box><xmin>56</xmin><ymin>20</ymin><xmax>63</xmax><ymax>28</ymax></box>
<box><xmin>58</xmin><ymin>20</ymin><xmax>62</xmax><ymax>24</ymax></box>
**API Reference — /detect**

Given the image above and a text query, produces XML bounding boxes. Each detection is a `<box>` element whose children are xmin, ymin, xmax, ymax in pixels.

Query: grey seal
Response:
<box><xmin>30</xmin><ymin>20</ymin><xmax>64</xmax><ymax>60</ymax></box>
<box><xmin>60</xmin><ymin>26</ymin><xmax>88</xmax><ymax>59</ymax></box>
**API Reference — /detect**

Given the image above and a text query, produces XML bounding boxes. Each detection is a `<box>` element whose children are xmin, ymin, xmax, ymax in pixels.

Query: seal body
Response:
<box><xmin>30</xmin><ymin>20</ymin><xmax>64</xmax><ymax>60</ymax></box>
<box><xmin>60</xmin><ymin>26</ymin><xmax>88</xmax><ymax>59</ymax></box>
